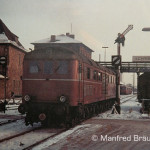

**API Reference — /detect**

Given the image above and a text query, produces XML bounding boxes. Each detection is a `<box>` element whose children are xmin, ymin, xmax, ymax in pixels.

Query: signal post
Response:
<box><xmin>114</xmin><ymin>25</ymin><xmax>133</xmax><ymax>113</ymax></box>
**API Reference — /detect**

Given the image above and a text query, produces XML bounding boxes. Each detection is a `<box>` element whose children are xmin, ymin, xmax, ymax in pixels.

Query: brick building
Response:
<box><xmin>32</xmin><ymin>33</ymin><xmax>93</xmax><ymax>58</ymax></box>
<box><xmin>0</xmin><ymin>19</ymin><xmax>26</xmax><ymax>99</ymax></box>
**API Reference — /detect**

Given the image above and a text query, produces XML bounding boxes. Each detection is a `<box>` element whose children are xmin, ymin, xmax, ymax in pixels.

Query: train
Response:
<box><xmin>138</xmin><ymin>73</ymin><xmax>150</xmax><ymax>102</ymax></box>
<box><xmin>120</xmin><ymin>84</ymin><xmax>132</xmax><ymax>95</ymax></box>
<box><xmin>138</xmin><ymin>73</ymin><xmax>150</xmax><ymax>113</ymax></box>
<box><xmin>18</xmin><ymin>34</ymin><xmax>116</xmax><ymax>126</ymax></box>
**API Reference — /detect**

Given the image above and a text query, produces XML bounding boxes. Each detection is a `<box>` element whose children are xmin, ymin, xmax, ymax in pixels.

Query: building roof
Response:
<box><xmin>31</xmin><ymin>33</ymin><xmax>94</xmax><ymax>52</ymax></box>
<box><xmin>0</xmin><ymin>19</ymin><xmax>26</xmax><ymax>52</ymax></box>
<box><xmin>31</xmin><ymin>34</ymin><xmax>81</xmax><ymax>44</ymax></box>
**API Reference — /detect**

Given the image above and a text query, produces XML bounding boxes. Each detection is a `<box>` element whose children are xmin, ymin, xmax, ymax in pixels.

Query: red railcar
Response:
<box><xmin>120</xmin><ymin>85</ymin><xmax>132</xmax><ymax>95</ymax></box>
<box><xmin>19</xmin><ymin>41</ymin><xmax>116</xmax><ymax>126</ymax></box>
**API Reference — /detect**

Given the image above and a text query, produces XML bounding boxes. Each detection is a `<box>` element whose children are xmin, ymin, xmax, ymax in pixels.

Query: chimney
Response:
<box><xmin>66</xmin><ymin>33</ymin><xmax>70</xmax><ymax>36</ymax></box>
<box><xmin>51</xmin><ymin>35</ymin><xmax>56</xmax><ymax>42</ymax></box>
<box><xmin>69</xmin><ymin>34</ymin><xmax>75</xmax><ymax>39</ymax></box>
<box><xmin>66</xmin><ymin>33</ymin><xmax>75</xmax><ymax>39</ymax></box>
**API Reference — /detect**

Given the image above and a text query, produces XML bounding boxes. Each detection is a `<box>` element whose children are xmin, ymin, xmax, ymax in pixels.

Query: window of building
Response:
<box><xmin>44</xmin><ymin>61</ymin><xmax>53</xmax><ymax>74</ymax></box>
<box><xmin>29</xmin><ymin>62</ymin><xmax>39</xmax><ymax>73</ymax></box>
<box><xmin>87</xmin><ymin>68</ymin><xmax>90</xmax><ymax>79</ymax></box>
<box><xmin>19</xmin><ymin>54</ymin><xmax>21</xmax><ymax>66</ymax></box>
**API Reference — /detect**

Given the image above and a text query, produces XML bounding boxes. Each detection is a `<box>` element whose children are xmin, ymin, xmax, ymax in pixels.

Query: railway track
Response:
<box><xmin>0</xmin><ymin>123</ymin><xmax>66</xmax><ymax>150</ymax></box>
<box><xmin>121</xmin><ymin>95</ymin><xmax>136</xmax><ymax>104</ymax></box>
<box><xmin>23</xmin><ymin>128</ymin><xmax>67</xmax><ymax>150</ymax></box>
<box><xmin>0</xmin><ymin>118</ymin><xmax>24</xmax><ymax>126</ymax></box>
<box><xmin>0</xmin><ymin>126</ymin><xmax>41</xmax><ymax>143</ymax></box>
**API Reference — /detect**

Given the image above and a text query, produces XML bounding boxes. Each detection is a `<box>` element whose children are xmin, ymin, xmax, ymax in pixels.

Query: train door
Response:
<box><xmin>102</xmin><ymin>72</ymin><xmax>108</xmax><ymax>100</ymax></box>
<box><xmin>105</xmin><ymin>74</ymin><xmax>108</xmax><ymax>99</ymax></box>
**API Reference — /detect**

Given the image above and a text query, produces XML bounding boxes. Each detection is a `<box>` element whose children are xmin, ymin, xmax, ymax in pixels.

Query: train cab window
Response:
<box><xmin>109</xmin><ymin>76</ymin><xmax>111</xmax><ymax>83</ymax></box>
<box><xmin>114</xmin><ymin>77</ymin><xmax>116</xmax><ymax>83</ymax></box>
<box><xmin>57</xmin><ymin>61</ymin><xmax>68</xmax><ymax>74</ymax></box>
<box><xmin>44</xmin><ymin>61</ymin><xmax>53</xmax><ymax>74</ymax></box>
<box><xmin>87</xmin><ymin>68</ymin><xmax>90</xmax><ymax>79</ymax></box>
<box><xmin>29</xmin><ymin>62</ymin><xmax>39</xmax><ymax>73</ymax></box>
<box><xmin>93</xmin><ymin>70</ymin><xmax>97</xmax><ymax>80</ymax></box>
<box><xmin>98</xmin><ymin>72</ymin><xmax>102</xmax><ymax>81</ymax></box>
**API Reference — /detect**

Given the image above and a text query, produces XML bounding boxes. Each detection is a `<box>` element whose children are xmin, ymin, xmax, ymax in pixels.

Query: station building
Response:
<box><xmin>0</xmin><ymin>19</ymin><xmax>26</xmax><ymax>99</ymax></box>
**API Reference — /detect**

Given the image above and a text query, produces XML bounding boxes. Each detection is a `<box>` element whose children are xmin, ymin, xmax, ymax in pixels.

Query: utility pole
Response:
<box><xmin>114</xmin><ymin>25</ymin><xmax>133</xmax><ymax>113</ymax></box>
<box><xmin>133</xmin><ymin>73</ymin><xmax>135</xmax><ymax>94</ymax></box>
<box><xmin>102</xmin><ymin>46</ymin><xmax>109</xmax><ymax>62</ymax></box>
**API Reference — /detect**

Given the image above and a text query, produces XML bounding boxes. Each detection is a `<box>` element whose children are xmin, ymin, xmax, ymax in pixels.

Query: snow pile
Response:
<box><xmin>95</xmin><ymin>96</ymin><xmax>143</xmax><ymax>120</ymax></box>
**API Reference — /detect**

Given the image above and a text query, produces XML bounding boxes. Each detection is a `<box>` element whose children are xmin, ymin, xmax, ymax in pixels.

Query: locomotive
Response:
<box><xmin>18</xmin><ymin>34</ymin><xmax>116</xmax><ymax>126</ymax></box>
<box><xmin>138</xmin><ymin>73</ymin><xmax>150</xmax><ymax>102</ymax></box>
<box><xmin>120</xmin><ymin>85</ymin><xmax>132</xmax><ymax>95</ymax></box>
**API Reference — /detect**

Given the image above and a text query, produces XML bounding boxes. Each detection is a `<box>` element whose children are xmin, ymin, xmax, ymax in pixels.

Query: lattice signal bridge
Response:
<box><xmin>97</xmin><ymin>62</ymin><xmax>150</xmax><ymax>73</ymax></box>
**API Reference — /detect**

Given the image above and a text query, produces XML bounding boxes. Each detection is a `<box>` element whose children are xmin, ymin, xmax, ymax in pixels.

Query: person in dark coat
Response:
<box><xmin>0</xmin><ymin>100</ymin><xmax>8</xmax><ymax>113</ymax></box>
<box><xmin>111</xmin><ymin>101</ymin><xmax>120</xmax><ymax>114</ymax></box>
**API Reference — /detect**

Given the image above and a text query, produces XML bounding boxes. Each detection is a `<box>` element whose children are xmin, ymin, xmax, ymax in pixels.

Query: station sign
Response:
<box><xmin>112</xmin><ymin>55</ymin><xmax>122</xmax><ymax>67</ymax></box>
<box><xmin>132</xmin><ymin>56</ymin><xmax>150</xmax><ymax>62</ymax></box>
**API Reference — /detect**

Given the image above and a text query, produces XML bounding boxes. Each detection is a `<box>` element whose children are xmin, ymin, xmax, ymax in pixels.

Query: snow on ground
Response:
<box><xmin>1</xmin><ymin>95</ymin><xmax>149</xmax><ymax>150</ymax></box>
<box><xmin>95</xmin><ymin>95</ymin><xmax>144</xmax><ymax>120</ymax></box>
<box><xmin>0</xmin><ymin>119</ymin><xmax>40</xmax><ymax>140</ymax></box>
<box><xmin>0</xmin><ymin>128</ymin><xmax>60</xmax><ymax>150</ymax></box>
<box><xmin>0</xmin><ymin>98</ymin><xmax>22</xmax><ymax>116</ymax></box>
<box><xmin>32</xmin><ymin>124</ymin><xmax>102</xmax><ymax>150</ymax></box>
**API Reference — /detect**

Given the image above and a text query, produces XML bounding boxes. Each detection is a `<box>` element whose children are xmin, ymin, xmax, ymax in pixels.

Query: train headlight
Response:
<box><xmin>60</xmin><ymin>96</ymin><xmax>66</xmax><ymax>103</ymax></box>
<box><xmin>24</xmin><ymin>95</ymin><xmax>30</xmax><ymax>101</ymax></box>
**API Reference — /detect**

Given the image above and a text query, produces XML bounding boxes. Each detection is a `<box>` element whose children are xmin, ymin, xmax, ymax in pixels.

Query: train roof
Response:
<box><xmin>139</xmin><ymin>72</ymin><xmax>150</xmax><ymax>79</ymax></box>
<box><xmin>25</xmin><ymin>45</ymin><xmax>115</xmax><ymax>75</ymax></box>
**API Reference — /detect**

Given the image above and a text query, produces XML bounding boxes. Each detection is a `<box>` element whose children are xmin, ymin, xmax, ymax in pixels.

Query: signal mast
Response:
<box><xmin>114</xmin><ymin>25</ymin><xmax>133</xmax><ymax>111</ymax></box>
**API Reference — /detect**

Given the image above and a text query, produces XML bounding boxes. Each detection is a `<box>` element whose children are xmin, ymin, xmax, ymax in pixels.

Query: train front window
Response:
<box><xmin>56</xmin><ymin>61</ymin><xmax>68</xmax><ymax>74</ymax></box>
<box><xmin>29</xmin><ymin>62</ymin><xmax>39</xmax><ymax>73</ymax></box>
<box><xmin>44</xmin><ymin>61</ymin><xmax>53</xmax><ymax>74</ymax></box>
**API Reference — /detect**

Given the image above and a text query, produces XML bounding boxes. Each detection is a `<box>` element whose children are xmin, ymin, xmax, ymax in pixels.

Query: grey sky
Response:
<box><xmin>1</xmin><ymin>0</ymin><xmax>150</xmax><ymax>85</ymax></box>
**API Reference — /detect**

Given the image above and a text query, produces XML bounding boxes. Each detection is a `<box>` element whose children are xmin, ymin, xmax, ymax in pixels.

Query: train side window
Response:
<box><xmin>87</xmin><ymin>68</ymin><xmax>90</xmax><ymax>79</ymax></box>
<box><xmin>29</xmin><ymin>62</ymin><xmax>39</xmax><ymax>73</ymax></box>
<box><xmin>44</xmin><ymin>61</ymin><xmax>53</xmax><ymax>74</ymax></box>
<box><xmin>114</xmin><ymin>77</ymin><xmax>116</xmax><ymax>83</ymax></box>
<box><xmin>109</xmin><ymin>76</ymin><xmax>111</xmax><ymax>83</ymax></box>
<box><xmin>79</xmin><ymin>63</ymin><xmax>82</xmax><ymax>73</ymax></box>
<box><xmin>57</xmin><ymin>61</ymin><xmax>68</xmax><ymax>74</ymax></box>
<box><xmin>93</xmin><ymin>70</ymin><xmax>97</xmax><ymax>80</ymax></box>
<box><xmin>98</xmin><ymin>72</ymin><xmax>102</xmax><ymax>81</ymax></box>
